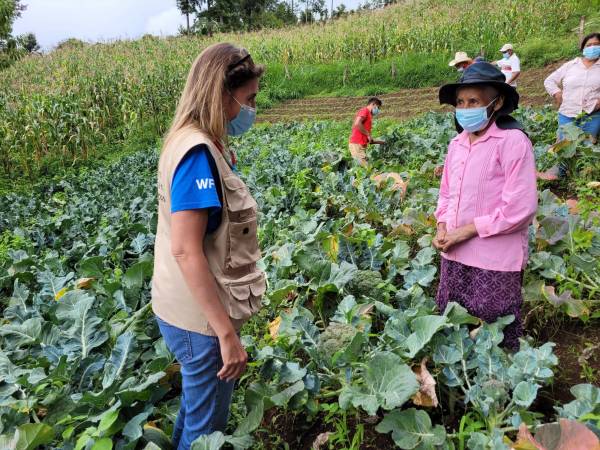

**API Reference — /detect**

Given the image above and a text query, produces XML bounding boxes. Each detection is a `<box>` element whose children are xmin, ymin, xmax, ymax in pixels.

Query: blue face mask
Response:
<box><xmin>455</xmin><ymin>98</ymin><xmax>498</xmax><ymax>133</ymax></box>
<box><xmin>227</xmin><ymin>99</ymin><xmax>256</xmax><ymax>136</ymax></box>
<box><xmin>372</xmin><ymin>107</ymin><xmax>380</xmax><ymax>116</ymax></box>
<box><xmin>583</xmin><ymin>45</ymin><xmax>600</xmax><ymax>60</ymax></box>
<box><xmin>502</xmin><ymin>52</ymin><xmax>510</xmax><ymax>59</ymax></box>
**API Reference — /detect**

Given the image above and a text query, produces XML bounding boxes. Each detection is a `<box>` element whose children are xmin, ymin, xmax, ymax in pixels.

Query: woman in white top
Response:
<box><xmin>544</xmin><ymin>32</ymin><xmax>600</xmax><ymax>144</ymax></box>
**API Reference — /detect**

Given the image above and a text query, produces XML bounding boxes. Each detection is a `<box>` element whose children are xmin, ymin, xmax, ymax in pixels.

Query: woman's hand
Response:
<box><xmin>432</xmin><ymin>222</ymin><xmax>447</xmax><ymax>250</ymax></box>
<box><xmin>217</xmin><ymin>332</ymin><xmax>248</xmax><ymax>382</ymax></box>
<box><xmin>439</xmin><ymin>224</ymin><xmax>477</xmax><ymax>252</ymax></box>
<box><xmin>553</xmin><ymin>92</ymin><xmax>563</xmax><ymax>107</ymax></box>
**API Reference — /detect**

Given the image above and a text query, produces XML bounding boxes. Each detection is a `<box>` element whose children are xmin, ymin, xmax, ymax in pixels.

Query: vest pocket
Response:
<box><xmin>223</xmin><ymin>175</ymin><xmax>257</xmax><ymax>216</ymax></box>
<box><xmin>227</xmin><ymin>219</ymin><xmax>261</xmax><ymax>269</ymax></box>
<box><xmin>225</xmin><ymin>272</ymin><xmax>266</xmax><ymax>320</ymax></box>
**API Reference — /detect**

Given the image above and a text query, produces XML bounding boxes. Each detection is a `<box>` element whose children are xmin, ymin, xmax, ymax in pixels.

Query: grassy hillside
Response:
<box><xmin>0</xmin><ymin>0</ymin><xmax>598</xmax><ymax>180</ymax></box>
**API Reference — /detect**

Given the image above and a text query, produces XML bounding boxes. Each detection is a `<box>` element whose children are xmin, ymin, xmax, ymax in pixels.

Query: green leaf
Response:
<box><xmin>513</xmin><ymin>381</ymin><xmax>539</xmax><ymax>408</ymax></box>
<box><xmin>190</xmin><ymin>431</ymin><xmax>226</xmax><ymax>450</ymax></box>
<box><xmin>403</xmin><ymin>266</ymin><xmax>436</xmax><ymax>288</ymax></box>
<box><xmin>278</xmin><ymin>362</ymin><xmax>307</xmax><ymax>384</ymax></box>
<box><xmin>375</xmin><ymin>408</ymin><xmax>446</xmax><ymax>450</ymax></box>
<box><xmin>98</xmin><ymin>409</ymin><xmax>120</xmax><ymax>434</ymax></box>
<box><xmin>55</xmin><ymin>290</ymin><xmax>108</xmax><ymax>359</ymax></box>
<box><xmin>122</xmin><ymin>260</ymin><xmax>153</xmax><ymax>290</ymax></box>
<box><xmin>225</xmin><ymin>434</ymin><xmax>254</xmax><ymax>450</ymax></box>
<box><xmin>339</xmin><ymin>352</ymin><xmax>419</xmax><ymax>415</ymax></box>
<box><xmin>78</xmin><ymin>256</ymin><xmax>105</xmax><ymax>278</ymax></box>
<box><xmin>123</xmin><ymin>409</ymin><xmax>152</xmax><ymax>442</ymax></box>
<box><xmin>271</xmin><ymin>380</ymin><xmax>305</xmax><ymax>406</ymax></box>
<box><xmin>412</xmin><ymin>247</ymin><xmax>435</xmax><ymax>268</ymax></box>
<box><xmin>557</xmin><ymin>384</ymin><xmax>600</xmax><ymax>419</ymax></box>
<box><xmin>537</xmin><ymin>216</ymin><xmax>569</xmax><ymax>245</ymax></box>
<box><xmin>402</xmin><ymin>315</ymin><xmax>447</xmax><ymax>358</ymax></box>
<box><xmin>102</xmin><ymin>332</ymin><xmax>135</xmax><ymax>389</ymax></box>
<box><xmin>0</xmin><ymin>317</ymin><xmax>42</xmax><ymax>346</ymax></box>
<box><xmin>91</xmin><ymin>438</ymin><xmax>113</xmax><ymax>450</ymax></box>
<box><xmin>234</xmin><ymin>401</ymin><xmax>264</xmax><ymax>436</ymax></box>
<box><xmin>442</xmin><ymin>302</ymin><xmax>480</xmax><ymax>326</ymax></box>
<box><xmin>12</xmin><ymin>423</ymin><xmax>54</xmax><ymax>450</ymax></box>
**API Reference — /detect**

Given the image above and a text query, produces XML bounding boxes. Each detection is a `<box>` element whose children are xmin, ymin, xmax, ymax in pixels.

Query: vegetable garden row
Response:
<box><xmin>0</xmin><ymin>108</ymin><xmax>598</xmax><ymax>449</ymax></box>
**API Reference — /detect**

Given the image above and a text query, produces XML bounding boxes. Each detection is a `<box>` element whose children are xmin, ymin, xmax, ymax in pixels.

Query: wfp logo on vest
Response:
<box><xmin>195</xmin><ymin>178</ymin><xmax>215</xmax><ymax>190</ymax></box>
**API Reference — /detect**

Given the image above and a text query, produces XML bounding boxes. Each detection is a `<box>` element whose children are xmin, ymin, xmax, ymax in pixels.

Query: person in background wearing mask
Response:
<box><xmin>543</xmin><ymin>32</ymin><xmax>600</xmax><ymax>147</ymax></box>
<box><xmin>432</xmin><ymin>62</ymin><xmax>537</xmax><ymax>350</ymax></box>
<box><xmin>349</xmin><ymin>97</ymin><xmax>385</xmax><ymax>166</ymax></box>
<box><xmin>495</xmin><ymin>44</ymin><xmax>521</xmax><ymax>88</ymax></box>
<box><xmin>449</xmin><ymin>51</ymin><xmax>474</xmax><ymax>73</ymax></box>
<box><xmin>152</xmin><ymin>43</ymin><xmax>266</xmax><ymax>450</ymax></box>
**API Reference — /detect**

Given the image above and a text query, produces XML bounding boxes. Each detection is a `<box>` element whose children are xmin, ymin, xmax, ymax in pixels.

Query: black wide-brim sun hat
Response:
<box><xmin>439</xmin><ymin>62</ymin><xmax>520</xmax><ymax>116</ymax></box>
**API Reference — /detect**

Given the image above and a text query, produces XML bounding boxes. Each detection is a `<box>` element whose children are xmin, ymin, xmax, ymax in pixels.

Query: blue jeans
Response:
<box><xmin>558</xmin><ymin>111</ymin><xmax>600</xmax><ymax>140</ymax></box>
<box><xmin>156</xmin><ymin>316</ymin><xmax>235</xmax><ymax>450</ymax></box>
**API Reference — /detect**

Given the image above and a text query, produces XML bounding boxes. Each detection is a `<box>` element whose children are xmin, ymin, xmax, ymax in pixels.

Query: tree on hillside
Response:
<box><xmin>17</xmin><ymin>31</ymin><xmax>38</xmax><ymax>52</ymax></box>
<box><xmin>176</xmin><ymin>0</ymin><xmax>202</xmax><ymax>34</ymax></box>
<box><xmin>332</xmin><ymin>3</ymin><xmax>348</xmax><ymax>19</ymax></box>
<box><xmin>300</xmin><ymin>0</ymin><xmax>327</xmax><ymax>23</ymax></box>
<box><xmin>0</xmin><ymin>0</ymin><xmax>25</xmax><ymax>40</ymax></box>
<box><xmin>193</xmin><ymin>0</ymin><xmax>296</xmax><ymax>33</ymax></box>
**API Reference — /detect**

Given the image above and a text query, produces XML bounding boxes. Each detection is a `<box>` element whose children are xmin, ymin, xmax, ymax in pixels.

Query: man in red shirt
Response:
<box><xmin>349</xmin><ymin>97</ymin><xmax>385</xmax><ymax>166</ymax></box>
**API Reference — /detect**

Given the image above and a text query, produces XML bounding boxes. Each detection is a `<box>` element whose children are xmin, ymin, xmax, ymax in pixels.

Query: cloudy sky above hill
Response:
<box><xmin>13</xmin><ymin>0</ymin><xmax>361</xmax><ymax>50</ymax></box>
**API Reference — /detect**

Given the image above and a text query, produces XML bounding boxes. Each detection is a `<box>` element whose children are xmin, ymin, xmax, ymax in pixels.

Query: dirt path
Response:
<box><xmin>258</xmin><ymin>63</ymin><xmax>562</xmax><ymax>123</ymax></box>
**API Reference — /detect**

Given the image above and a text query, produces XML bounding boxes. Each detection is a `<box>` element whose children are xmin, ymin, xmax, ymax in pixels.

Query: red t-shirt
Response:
<box><xmin>349</xmin><ymin>107</ymin><xmax>372</xmax><ymax>146</ymax></box>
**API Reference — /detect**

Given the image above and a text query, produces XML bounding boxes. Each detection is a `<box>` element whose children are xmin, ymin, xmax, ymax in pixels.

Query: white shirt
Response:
<box><xmin>496</xmin><ymin>54</ymin><xmax>521</xmax><ymax>87</ymax></box>
<box><xmin>544</xmin><ymin>57</ymin><xmax>600</xmax><ymax>117</ymax></box>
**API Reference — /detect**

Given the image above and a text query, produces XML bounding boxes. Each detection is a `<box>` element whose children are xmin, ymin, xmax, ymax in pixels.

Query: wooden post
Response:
<box><xmin>343</xmin><ymin>66</ymin><xmax>348</xmax><ymax>86</ymax></box>
<box><xmin>579</xmin><ymin>16</ymin><xmax>585</xmax><ymax>41</ymax></box>
<box><xmin>285</xmin><ymin>64</ymin><xmax>291</xmax><ymax>80</ymax></box>
<box><xmin>391</xmin><ymin>62</ymin><xmax>396</xmax><ymax>80</ymax></box>
<box><xmin>480</xmin><ymin>45</ymin><xmax>485</xmax><ymax>59</ymax></box>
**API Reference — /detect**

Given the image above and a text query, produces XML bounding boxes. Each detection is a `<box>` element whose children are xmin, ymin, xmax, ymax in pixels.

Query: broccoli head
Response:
<box><xmin>346</xmin><ymin>270</ymin><xmax>383</xmax><ymax>298</ymax></box>
<box><xmin>317</xmin><ymin>322</ymin><xmax>357</xmax><ymax>357</ymax></box>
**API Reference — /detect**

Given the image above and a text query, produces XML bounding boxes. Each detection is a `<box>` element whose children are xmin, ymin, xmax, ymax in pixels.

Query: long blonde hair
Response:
<box><xmin>163</xmin><ymin>43</ymin><xmax>264</xmax><ymax>149</ymax></box>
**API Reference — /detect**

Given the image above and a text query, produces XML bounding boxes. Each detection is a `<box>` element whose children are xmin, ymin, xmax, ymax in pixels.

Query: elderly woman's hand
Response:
<box><xmin>439</xmin><ymin>224</ymin><xmax>477</xmax><ymax>252</ymax></box>
<box><xmin>432</xmin><ymin>222</ymin><xmax>447</xmax><ymax>250</ymax></box>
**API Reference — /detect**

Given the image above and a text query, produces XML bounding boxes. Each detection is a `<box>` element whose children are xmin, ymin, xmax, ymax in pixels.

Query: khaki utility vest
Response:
<box><xmin>151</xmin><ymin>126</ymin><xmax>265</xmax><ymax>335</ymax></box>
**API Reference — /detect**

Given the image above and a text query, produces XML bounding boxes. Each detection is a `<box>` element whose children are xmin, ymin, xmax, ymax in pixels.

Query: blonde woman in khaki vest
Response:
<box><xmin>152</xmin><ymin>43</ymin><xmax>266</xmax><ymax>450</ymax></box>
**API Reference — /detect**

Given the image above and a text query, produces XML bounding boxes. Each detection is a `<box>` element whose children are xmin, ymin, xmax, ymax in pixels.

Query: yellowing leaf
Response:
<box><xmin>411</xmin><ymin>358</ymin><xmax>438</xmax><ymax>408</ymax></box>
<box><xmin>324</xmin><ymin>234</ymin><xmax>339</xmax><ymax>262</ymax></box>
<box><xmin>587</xmin><ymin>181</ymin><xmax>600</xmax><ymax>189</ymax></box>
<box><xmin>269</xmin><ymin>316</ymin><xmax>282</xmax><ymax>339</ymax></box>
<box><xmin>54</xmin><ymin>287</ymin><xmax>68</xmax><ymax>301</ymax></box>
<box><xmin>371</xmin><ymin>172</ymin><xmax>408</xmax><ymax>197</ymax></box>
<box><xmin>565</xmin><ymin>199</ymin><xmax>579</xmax><ymax>215</ymax></box>
<box><xmin>76</xmin><ymin>278</ymin><xmax>95</xmax><ymax>289</ymax></box>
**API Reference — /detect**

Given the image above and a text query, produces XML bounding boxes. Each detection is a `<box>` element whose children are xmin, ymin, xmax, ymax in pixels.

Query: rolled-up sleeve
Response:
<box><xmin>473</xmin><ymin>137</ymin><xmax>537</xmax><ymax>238</ymax></box>
<box><xmin>544</xmin><ymin>62</ymin><xmax>568</xmax><ymax>97</ymax></box>
<box><xmin>434</xmin><ymin>148</ymin><xmax>452</xmax><ymax>223</ymax></box>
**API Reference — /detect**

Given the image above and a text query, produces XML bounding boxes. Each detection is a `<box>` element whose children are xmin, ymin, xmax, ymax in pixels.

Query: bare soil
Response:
<box><xmin>258</xmin><ymin>62</ymin><xmax>564</xmax><ymax>123</ymax></box>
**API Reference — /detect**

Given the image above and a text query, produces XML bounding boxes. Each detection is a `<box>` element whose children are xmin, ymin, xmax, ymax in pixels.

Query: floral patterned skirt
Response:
<box><xmin>436</xmin><ymin>257</ymin><xmax>523</xmax><ymax>350</ymax></box>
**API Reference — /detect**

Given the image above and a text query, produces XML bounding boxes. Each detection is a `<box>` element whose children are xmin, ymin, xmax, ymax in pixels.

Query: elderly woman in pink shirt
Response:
<box><xmin>544</xmin><ymin>32</ymin><xmax>600</xmax><ymax>144</ymax></box>
<box><xmin>433</xmin><ymin>62</ymin><xmax>538</xmax><ymax>349</ymax></box>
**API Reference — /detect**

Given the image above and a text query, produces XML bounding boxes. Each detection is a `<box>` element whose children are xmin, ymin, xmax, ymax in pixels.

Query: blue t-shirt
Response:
<box><xmin>171</xmin><ymin>144</ymin><xmax>222</xmax><ymax>233</ymax></box>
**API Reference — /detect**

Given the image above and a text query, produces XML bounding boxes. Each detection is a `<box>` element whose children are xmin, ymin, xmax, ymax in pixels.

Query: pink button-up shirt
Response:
<box><xmin>435</xmin><ymin>122</ymin><xmax>538</xmax><ymax>272</ymax></box>
<box><xmin>543</xmin><ymin>57</ymin><xmax>600</xmax><ymax>117</ymax></box>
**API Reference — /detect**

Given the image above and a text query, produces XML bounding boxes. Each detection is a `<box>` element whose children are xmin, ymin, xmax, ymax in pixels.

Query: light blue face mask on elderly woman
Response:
<box><xmin>227</xmin><ymin>97</ymin><xmax>257</xmax><ymax>136</ymax></box>
<box><xmin>455</xmin><ymin>97</ymin><xmax>498</xmax><ymax>133</ymax></box>
<box><xmin>583</xmin><ymin>45</ymin><xmax>600</xmax><ymax>60</ymax></box>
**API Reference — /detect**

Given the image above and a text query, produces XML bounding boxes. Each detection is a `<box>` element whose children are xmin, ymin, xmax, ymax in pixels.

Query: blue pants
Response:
<box><xmin>558</xmin><ymin>111</ymin><xmax>600</xmax><ymax>140</ymax></box>
<box><xmin>156</xmin><ymin>316</ymin><xmax>235</xmax><ymax>450</ymax></box>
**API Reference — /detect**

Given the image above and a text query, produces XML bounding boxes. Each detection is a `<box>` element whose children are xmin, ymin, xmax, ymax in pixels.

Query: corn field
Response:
<box><xmin>0</xmin><ymin>0</ymin><xmax>594</xmax><ymax>179</ymax></box>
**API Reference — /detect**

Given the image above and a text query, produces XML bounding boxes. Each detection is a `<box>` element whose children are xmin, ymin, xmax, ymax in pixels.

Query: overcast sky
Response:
<box><xmin>13</xmin><ymin>0</ymin><xmax>361</xmax><ymax>51</ymax></box>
